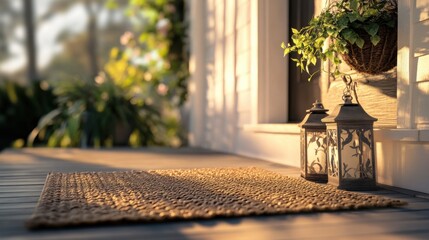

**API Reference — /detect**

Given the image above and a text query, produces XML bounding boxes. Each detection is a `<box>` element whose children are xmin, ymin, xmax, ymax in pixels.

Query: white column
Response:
<box><xmin>397</xmin><ymin>0</ymin><xmax>414</xmax><ymax>129</ymax></box>
<box><xmin>250</xmin><ymin>0</ymin><xmax>288</xmax><ymax>124</ymax></box>
<box><xmin>188</xmin><ymin>0</ymin><xmax>207</xmax><ymax>146</ymax></box>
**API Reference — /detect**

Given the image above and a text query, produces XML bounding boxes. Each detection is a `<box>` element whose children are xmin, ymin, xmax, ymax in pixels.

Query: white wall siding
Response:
<box><xmin>374</xmin><ymin>0</ymin><xmax>429</xmax><ymax>194</ymax></box>
<box><xmin>189</xmin><ymin>0</ymin><xmax>295</xmax><ymax>164</ymax></box>
<box><xmin>414</xmin><ymin>17</ymin><xmax>429</xmax><ymax>129</ymax></box>
<box><xmin>190</xmin><ymin>0</ymin><xmax>253</xmax><ymax>152</ymax></box>
<box><xmin>235</xmin><ymin>1</ymin><xmax>252</xmax><ymax>127</ymax></box>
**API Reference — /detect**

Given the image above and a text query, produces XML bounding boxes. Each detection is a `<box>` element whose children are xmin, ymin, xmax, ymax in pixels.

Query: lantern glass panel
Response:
<box><xmin>340</xmin><ymin>128</ymin><xmax>374</xmax><ymax>179</ymax></box>
<box><xmin>300</xmin><ymin>129</ymin><xmax>306</xmax><ymax>174</ymax></box>
<box><xmin>327</xmin><ymin>128</ymin><xmax>339</xmax><ymax>177</ymax></box>
<box><xmin>362</xmin><ymin>129</ymin><xmax>374</xmax><ymax>179</ymax></box>
<box><xmin>306</xmin><ymin>131</ymin><xmax>327</xmax><ymax>174</ymax></box>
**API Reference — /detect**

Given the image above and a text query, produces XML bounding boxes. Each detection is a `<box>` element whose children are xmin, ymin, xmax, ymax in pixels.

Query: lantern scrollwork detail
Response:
<box><xmin>299</xmin><ymin>100</ymin><xmax>329</xmax><ymax>183</ymax></box>
<box><xmin>322</xmin><ymin>76</ymin><xmax>378</xmax><ymax>190</ymax></box>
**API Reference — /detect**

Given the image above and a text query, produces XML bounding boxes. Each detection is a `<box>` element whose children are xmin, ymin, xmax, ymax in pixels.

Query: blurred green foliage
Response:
<box><xmin>27</xmin><ymin>77</ymin><xmax>167</xmax><ymax>147</ymax></box>
<box><xmin>26</xmin><ymin>0</ymin><xmax>188</xmax><ymax>148</ymax></box>
<box><xmin>106</xmin><ymin>0</ymin><xmax>188</xmax><ymax>106</ymax></box>
<box><xmin>0</xmin><ymin>80</ymin><xmax>55</xmax><ymax>150</ymax></box>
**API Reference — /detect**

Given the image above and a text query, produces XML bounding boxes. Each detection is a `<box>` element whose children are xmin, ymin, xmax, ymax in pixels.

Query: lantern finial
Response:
<box><xmin>312</xmin><ymin>100</ymin><xmax>324</xmax><ymax>110</ymax></box>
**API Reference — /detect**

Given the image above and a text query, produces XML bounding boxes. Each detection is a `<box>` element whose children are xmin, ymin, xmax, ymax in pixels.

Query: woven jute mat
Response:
<box><xmin>27</xmin><ymin>167</ymin><xmax>405</xmax><ymax>229</ymax></box>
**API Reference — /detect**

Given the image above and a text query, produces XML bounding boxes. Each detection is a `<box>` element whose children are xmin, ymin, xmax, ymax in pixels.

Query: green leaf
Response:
<box><xmin>315</xmin><ymin>37</ymin><xmax>325</xmax><ymax>48</ymax></box>
<box><xmin>156</xmin><ymin>0</ymin><xmax>167</xmax><ymax>6</ymax></box>
<box><xmin>337</xmin><ymin>16</ymin><xmax>349</xmax><ymax>30</ymax></box>
<box><xmin>370</xmin><ymin>35</ymin><xmax>381</xmax><ymax>46</ymax></box>
<box><xmin>327</xmin><ymin>28</ymin><xmax>335</xmax><ymax>36</ymax></box>
<box><xmin>283</xmin><ymin>48</ymin><xmax>292</xmax><ymax>56</ymax></box>
<box><xmin>5</xmin><ymin>82</ymin><xmax>18</xmax><ymax>104</ymax></box>
<box><xmin>66</xmin><ymin>115</ymin><xmax>80</xmax><ymax>144</ymax></box>
<box><xmin>350</xmin><ymin>0</ymin><xmax>358</xmax><ymax>11</ymax></box>
<box><xmin>333</xmin><ymin>57</ymin><xmax>341</xmax><ymax>65</ymax></box>
<box><xmin>326</xmin><ymin>51</ymin><xmax>334</xmax><ymax>61</ymax></box>
<box><xmin>356</xmin><ymin>15</ymin><xmax>366</xmax><ymax>22</ymax></box>
<box><xmin>364</xmin><ymin>23</ymin><xmax>379</xmax><ymax>36</ymax></box>
<box><xmin>341</xmin><ymin>29</ymin><xmax>358</xmax><ymax>44</ymax></box>
<box><xmin>105</xmin><ymin>0</ymin><xmax>118</xmax><ymax>9</ymax></box>
<box><xmin>281</xmin><ymin>42</ymin><xmax>286</xmax><ymax>49</ymax></box>
<box><xmin>348</xmin><ymin>13</ymin><xmax>358</xmax><ymax>23</ymax></box>
<box><xmin>311</xmin><ymin>56</ymin><xmax>317</xmax><ymax>65</ymax></box>
<box><xmin>363</xmin><ymin>9</ymin><xmax>378</xmax><ymax>18</ymax></box>
<box><xmin>292</xmin><ymin>28</ymin><xmax>299</xmax><ymax>34</ymax></box>
<box><xmin>37</xmin><ymin>109</ymin><xmax>62</xmax><ymax>129</ymax></box>
<box><xmin>386</xmin><ymin>20</ymin><xmax>395</xmax><ymax>28</ymax></box>
<box><xmin>356</xmin><ymin>37</ymin><xmax>365</xmax><ymax>48</ymax></box>
<box><xmin>292</xmin><ymin>36</ymin><xmax>301</xmax><ymax>46</ymax></box>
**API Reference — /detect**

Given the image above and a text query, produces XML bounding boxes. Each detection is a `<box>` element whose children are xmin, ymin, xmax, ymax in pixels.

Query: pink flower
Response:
<box><xmin>156</xmin><ymin>18</ymin><xmax>171</xmax><ymax>36</ymax></box>
<box><xmin>165</xmin><ymin>4</ymin><xmax>176</xmax><ymax>13</ymax></box>
<box><xmin>157</xmin><ymin>83</ymin><xmax>169</xmax><ymax>96</ymax></box>
<box><xmin>95</xmin><ymin>72</ymin><xmax>106</xmax><ymax>84</ymax></box>
<box><xmin>120</xmin><ymin>31</ymin><xmax>134</xmax><ymax>46</ymax></box>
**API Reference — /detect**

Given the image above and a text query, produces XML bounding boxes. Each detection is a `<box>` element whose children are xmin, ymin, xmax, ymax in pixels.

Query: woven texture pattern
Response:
<box><xmin>27</xmin><ymin>168</ymin><xmax>405</xmax><ymax>229</ymax></box>
<box><xmin>342</xmin><ymin>26</ymin><xmax>397</xmax><ymax>75</ymax></box>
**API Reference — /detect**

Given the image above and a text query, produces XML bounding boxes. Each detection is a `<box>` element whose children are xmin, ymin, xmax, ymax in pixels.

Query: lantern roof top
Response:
<box><xmin>322</xmin><ymin>102</ymin><xmax>377</xmax><ymax>123</ymax></box>
<box><xmin>299</xmin><ymin>100</ymin><xmax>329</xmax><ymax>128</ymax></box>
<box><xmin>307</xmin><ymin>100</ymin><xmax>328</xmax><ymax>114</ymax></box>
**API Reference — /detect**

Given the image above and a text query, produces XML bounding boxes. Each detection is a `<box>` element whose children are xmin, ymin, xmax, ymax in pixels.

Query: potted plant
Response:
<box><xmin>27</xmin><ymin>76</ymin><xmax>164</xmax><ymax>148</ymax></box>
<box><xmin>281</xmin><ymin>0</ymin><xmax>397</xmax><ymax>79</ymax></box>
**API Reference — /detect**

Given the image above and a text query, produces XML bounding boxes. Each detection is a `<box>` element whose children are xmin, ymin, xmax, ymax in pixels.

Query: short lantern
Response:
<box><xmin>299</xmin><ymin>100</ymin><xmax>329</xmax><ymax>183</ymax></box>
<box><xmin>322</xmin><ymin>78</ymin><xmax>378</xmax><ymax>190</ymax></box>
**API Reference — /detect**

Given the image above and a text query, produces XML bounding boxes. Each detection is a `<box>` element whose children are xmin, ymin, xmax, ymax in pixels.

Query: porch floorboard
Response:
<box><xmin>1</xmin><ymin>148</ymin><xmax>428</xmax><ymax>240</ymax></box>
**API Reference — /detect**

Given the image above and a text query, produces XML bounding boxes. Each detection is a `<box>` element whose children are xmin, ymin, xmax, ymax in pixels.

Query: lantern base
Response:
<box><xmin>301</xmin><ymin>174</ymin><xmax>328</xmax><ymax>183</ymax></box>
<box><xmin>328</xmin><ymin>177</ymin><xmax>379</xmax><ymax>191</ymax></box>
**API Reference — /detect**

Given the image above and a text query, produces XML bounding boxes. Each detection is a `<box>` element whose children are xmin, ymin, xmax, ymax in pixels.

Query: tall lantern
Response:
<box><xmin>299</xmin><ymin>100</ymin><xmax>329</xmax><ymax>183</ymax></box>
<box><xmin>322</xmin><ymin>77</ymin><xmax>378</xmax><ymax>190</ymax></box>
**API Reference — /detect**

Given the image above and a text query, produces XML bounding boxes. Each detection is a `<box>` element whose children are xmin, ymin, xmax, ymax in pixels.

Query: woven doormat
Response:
<box><xmin>27</xmin><ymin>168</ymin><xmax>405</xmax><ymax>229</ymax></box>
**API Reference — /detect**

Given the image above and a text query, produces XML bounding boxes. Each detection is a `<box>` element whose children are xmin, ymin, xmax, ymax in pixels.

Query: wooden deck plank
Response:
<box><xmin>0</xmin><ymin>180</ymin><xmax>45</xmax><ymax>184</ymax></box>
<box><xmin>0</xmin><ymin>197</ymin><xmax>39</xmax><ymax>203</ymax></box>
<box><xmin>3</xmin><ymin>214</ymin><xmax>429</xmax><ymax>240</ymax></box>
<box><xmin>0</xmin><ymin>186</ymin><xmax>44</xmax><ymax>192</ymax></box>
<box><xmin>0</xmin><ymin>192</ymin><xmax>42</xmax><ymax>198</ymax></box>
<box><xmin>0</xmin><ymin>202</ymin><xmax>37</xmax><ymax>210</ymax></box>
<box><xmin>0</xmin><ymin>183</ymin><xmax>45</xmax><ymax>187</ymax></box>
<box><xmin>1</xmin><ymin>148</ymin><xmax>429</xmax><ymax>240</ymax></box>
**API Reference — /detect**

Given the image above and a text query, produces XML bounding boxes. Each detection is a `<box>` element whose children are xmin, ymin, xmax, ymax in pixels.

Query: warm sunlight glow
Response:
<box><xmin>0</xmin><ymin>150</ymin><xmax>37</xmax><ymax>164</ymax></box>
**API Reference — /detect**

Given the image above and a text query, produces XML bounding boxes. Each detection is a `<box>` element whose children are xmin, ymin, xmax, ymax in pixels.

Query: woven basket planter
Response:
<box><xmin>342</xmin><ymin>25</ymin><xmax>397</xmax><ymax>75</ymax></box>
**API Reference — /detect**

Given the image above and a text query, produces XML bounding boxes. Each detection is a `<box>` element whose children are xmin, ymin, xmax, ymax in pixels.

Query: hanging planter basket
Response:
<box><xmin>342</xmin><ymin>25</ymin><xmax>397</xmax><ymax>75</ymax></box>
<box><xmin>282</xmin><ymin>0</ymin><xmax>399</xmax><ymax>79</ymax></box>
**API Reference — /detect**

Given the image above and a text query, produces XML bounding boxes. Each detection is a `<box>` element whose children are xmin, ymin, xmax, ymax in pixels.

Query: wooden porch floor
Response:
<box><xmin>1</xmin><ymin>147</ymin><xmax>429</xmax><ymax>240</ymax></box>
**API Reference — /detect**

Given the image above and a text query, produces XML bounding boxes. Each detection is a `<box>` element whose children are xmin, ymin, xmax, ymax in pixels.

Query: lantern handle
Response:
<box><xmin>342</xmin><ymin>75</ymin><xmax>360</xmax><ymax>105</ymax></box>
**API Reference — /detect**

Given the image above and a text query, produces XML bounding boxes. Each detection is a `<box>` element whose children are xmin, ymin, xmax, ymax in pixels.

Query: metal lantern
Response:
<box><xmin>321</xmin><ymin>77</ymin><xmax>378</xmax><ymax>190</ymax></box>
<box><xmin>299</xmin><ymin>100</ymin><xmax>329</xmax><ymax>183</ymax></box>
